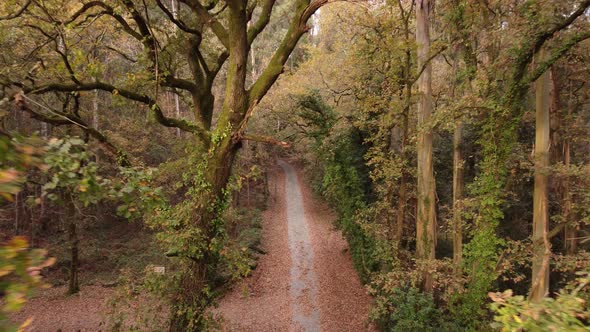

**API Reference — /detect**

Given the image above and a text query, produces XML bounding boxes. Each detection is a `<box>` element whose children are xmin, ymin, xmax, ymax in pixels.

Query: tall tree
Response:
<box><xmin>415</xmin><ymin>0</ymin><xmax>436</xmax><ymax>291</ymax></box>
<box><xmin>530</xmin><ymin>49</ymin><xmax>551</xmax><ymax>302</ymax></box>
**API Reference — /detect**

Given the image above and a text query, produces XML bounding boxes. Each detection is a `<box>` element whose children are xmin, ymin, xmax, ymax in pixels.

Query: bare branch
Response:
<box><xmin>65</xmin><ymin>1</ymin><xmax>143</xmax><ymax>41</ymax></box>
<box><xmin>155</xmin><ymin>0</ymin><xmax>201</xmax><ymax>34</ymax></box>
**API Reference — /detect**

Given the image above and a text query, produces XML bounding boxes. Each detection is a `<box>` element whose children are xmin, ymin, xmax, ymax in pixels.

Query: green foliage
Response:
<box><xmin>104</xmin><ymin>267</ymin><xmax>170</xmax><ymax>331</ymax></box>
<box><xmin>0</xmin><ymin>135</ymin><xmax>45</xmax><ymax>201</ymax></box>
<box><xmin>141</xmin><ymin>150</ymin><xmax>258</xmax><ymax>330</ymax></box>
<box><xmin>0</xmin><ymin>135</ymin><xmax>53</xmax><ymax>330</ymax></box>
<box><xmin>42</xmin><ymin>136</ymin><xmax>164</xmax><ymax>217</ymax></box>
<box><xmin>295</xmin><ymin>91</ymin><xmax>378</xmax><ymax>280</ymax></box>
<box><xmin>42</xmin><ymin>137</ymin><xmax>107</xmax><ymax>205</ymax></box>
<box><xmin>0</xmin><ymin>237</ymin><xmax>54</xmax><ymax>331</ymax></box>
<box><xmin>372</xmin><ymin>287</ymin><xmax>458</xmax><ymax>332</ymax></box>
<box><xmin>490</xmin><ymin>273</ymin><xmax>590</xmax><ymax>331</ymax></box>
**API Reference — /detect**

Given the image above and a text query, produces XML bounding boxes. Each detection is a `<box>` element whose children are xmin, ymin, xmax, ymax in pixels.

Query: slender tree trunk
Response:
<box><xmin>453</xmin><ymin>121</ymin><xmax>464</xmax><ymax>274</ymax></box>
<box><xmin>396</xmin><ymin>15</ymin><xmax>412</xmax><ymax>244</ymax></box>
<box><xmin>171</xmin><ymin>0</ymin><xmax>182</xmax><ymax>138</ymax></box>
<box><xmin>14</xmin><ymin>191</ymin><xmax>19</xmax><ymax>235</ymax></box>
<box><xmin>92</xmin><ymin>88</ymin><xmax>99</xmax><ymax>130</ymax></box>
<box><xmin>563</xmin><ymin>79</ymin><xmax>577</xmax><ymax>255</ymax></box>
<box><xmin>396</xmin><ymin>173</ymin><xmax>407</xmax><ymax>242</ymax></box>
<box><xmin>68</xmin><ymin>214</ymin><xmax>80</xmax><ymax>295</ymax></box>
<box><xmin>451</xmin><ymin>45</ymin><xmax>465</xmax><ymax>275</ymax></box>
<box><xmin>250</xmin><ymin>44</ymin><xmax>257</xmax><ymax>83</ymax></box>
<box><xmin>530</xmin><ymin>50</ymin><xmax>551</xmax><ymax>302</ymax></box>
<box><xmin>395</xmin><ymin>105</ymin><xmax>409</xmax><ymax>243</ymax></box>
<box><xmin>415</xmin><ymin>0</ymin><xmax>436</xmax><ymax>292</ymax></box>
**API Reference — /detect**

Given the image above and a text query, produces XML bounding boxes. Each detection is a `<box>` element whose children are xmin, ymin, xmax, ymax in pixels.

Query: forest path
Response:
<box><xmin>216</xmin><ymin>160</ymin><xmax>373</xmax><ymax>331</ymax></box>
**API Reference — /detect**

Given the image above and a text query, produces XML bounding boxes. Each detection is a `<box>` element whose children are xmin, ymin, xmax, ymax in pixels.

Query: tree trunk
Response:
<box><xmin>171</xmin><ymin>0</ymin><xmax>182</xmax><ymax>138</ymax></box>
<box><xmin>453</xmin><ymin>121</ymin><xmax>464</xmax><ymax>275</ymax></box>
<box><xmin>395</xmin><ymin>109</ymin><xmax>409</xmax><ymax>243</ymax></box>
<box><xmin>396</xmin><ymin>173</ymin><xmax>407</xmax><ymax>243</ymax></box>
<box><xmin>530</xmin><ymin>49</ymin><xmax>551</xmax><ymax>302</ymax></box>
<box><xmin>68</xmin><ymin>217</ymin><xmax>80</xmax><ymax>295</ymax></box>
<box><xmin>415</xmin><ymin>0</ymin><xmax>436</xmax><ymax>292</ymax></box>
<box><xmin>168</xmin><ymin>3</ymin><xmax>247</xmax><ymax>319</ymax></box>
<box><xmin>563</xmin><ymin>79</ymin><xmax>577</xmax><ymax>255</ymax></box>
<box><xmin>92</xmin><ymin>88</ymin><xmax>99</xmax><ymax>130</ymax></box>
<box><xmin>396</xmin><ymin>9</ymin><xmax>412</xmax><ymax>245</ymax></box>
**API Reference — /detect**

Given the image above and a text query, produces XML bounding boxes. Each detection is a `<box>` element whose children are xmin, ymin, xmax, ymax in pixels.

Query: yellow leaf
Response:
<box><xmin>0</xmin><ymin>265</ymin><xmax>15</xmax><ymax>277</ymax></box>
<box><xmin>17</xmin><ymin>317</ymin><xmax>33</xmax><ymax>332</ymax></box>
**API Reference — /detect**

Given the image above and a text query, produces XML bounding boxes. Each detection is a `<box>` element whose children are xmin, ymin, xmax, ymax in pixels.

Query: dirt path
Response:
<box><xmin>216</xmin><ymin>161</ymin><xmax>373</xmax><ymax>331</ymax></box>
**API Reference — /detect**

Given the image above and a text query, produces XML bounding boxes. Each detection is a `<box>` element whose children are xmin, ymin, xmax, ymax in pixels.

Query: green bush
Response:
<box><xmin>372</xmin><ymin>287</ymin><xmax>458</xmax><ymax>332</ymax></box>
<box><xmin>490</xmin><ymin>273</ymin><xmax>590</xmax><ymax>331</ymax></box>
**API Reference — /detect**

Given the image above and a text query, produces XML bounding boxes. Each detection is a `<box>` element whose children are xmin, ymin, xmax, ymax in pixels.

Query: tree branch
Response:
<box><xmin>508</xmin><ymin>0</ymin><xmax>590</xmax><ymax>101</ymax></box>
<box><xmin>25</xmin><ymin>81</ymin><xmax>210</xmax><ymax>143</ymax></box>
<box><xmin>247</xmin><ymin>0</ymin><xmax>277</xmax><ymax>45</ymax></box>
<box><xmin>179</xmin><ymin>0</ymin><xmax>230</xmax><ymax>48</ymax></box>
<box><xmin>526</xmin><ymin>30</ymin><xmax>590</xmax><ymax>85</ymax></box>
<box><xmin>155</xmin><ymin>0</ymin><xmax>201</xmax><ymax>35</ymax></box>
<box><xmin>65</xmin><ymin>1</ymin><xmax>143</xmax><ymax>41</ymax></box>
<box><xmin>14</xmin><ymin>93</ymin><xmax>131</xmax><ymax>166</ymax></box>
<box><xmin>248</xmin><ymin>0</ymin><xmax>329</xmax><ymax>106</ymax></box>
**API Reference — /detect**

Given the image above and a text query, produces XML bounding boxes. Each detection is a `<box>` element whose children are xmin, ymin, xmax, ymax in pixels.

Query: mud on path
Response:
<box><xmin>216</xmin><ymin>161</ymin><xmax>373</xmax><ymax>331</ymax></box>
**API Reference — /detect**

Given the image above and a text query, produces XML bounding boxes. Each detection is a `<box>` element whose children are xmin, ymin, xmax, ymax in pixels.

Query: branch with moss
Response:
<box><xmin>22</xmin><ymin>81</ymin><xmax>210</xmax><ymax>143</ymax></box>
<box><xmin>507</xmin><ymin>0</ymin><xmax>590</xmax><ymax>102</ymax></box>
<box><xmin>248</xmin><ymin>0</ymin><xmax>330</xmax><ymax>106</ymax></box>
<box><xmin>179</xmin><ymin>0</ymin><xmax>230</xmax><ymax>48</ymax></box>
<box><xmin>247</xmin><ymin>0</ymin><xmax>277</xmax><ymax>45</ymax></box>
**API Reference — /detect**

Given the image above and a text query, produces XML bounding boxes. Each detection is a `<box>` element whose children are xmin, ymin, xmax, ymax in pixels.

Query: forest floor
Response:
<box><xmin>215</xmin><ymin>161</ymin><xmax>374</xmax><ymax>331</ymax></box>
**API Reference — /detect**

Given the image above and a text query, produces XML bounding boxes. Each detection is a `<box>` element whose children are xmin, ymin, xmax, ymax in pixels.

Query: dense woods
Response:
<box><xmin>1</xmin><ymin>0</ymin><xmax>590</xmax><ymax>331</ymax></box>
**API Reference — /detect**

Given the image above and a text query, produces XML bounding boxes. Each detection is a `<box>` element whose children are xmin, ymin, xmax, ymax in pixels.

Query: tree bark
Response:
<box><xmin>171</xmin><ymin>0</ymin><xmax>182</xmax><ymax>138</ymax></box>
<box><xmin>395</xmin><ymin>8</ymin><xmax>412</xmax><ymax>244</ymax></box>
<box><xmin>68</xmin><ymin>216</ymin><xmax>80</xmax><ymax>295</ymax></box>
<box><xmin>415</xmin><ymin>0</ymin><xmax>436</xmax><ymax>292</ymax></box>
<box><xmin>530</xmin><ymin>49</ymin><xmax>551</xmax><ymax>302</ymax></box>
<box><xmin>563</xmin><ymin>79</ymin><xmax>577</xmax><ymax>255</ymax></box>
<box><xmin>168</xmin><ymin>143</ymin><xmax>238</xmax><ymax>331</ymax></box>
<box><xmin>452</xmin><ymin>121</ymin><xmax>463</xmax><ymax>275</ymax></box>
